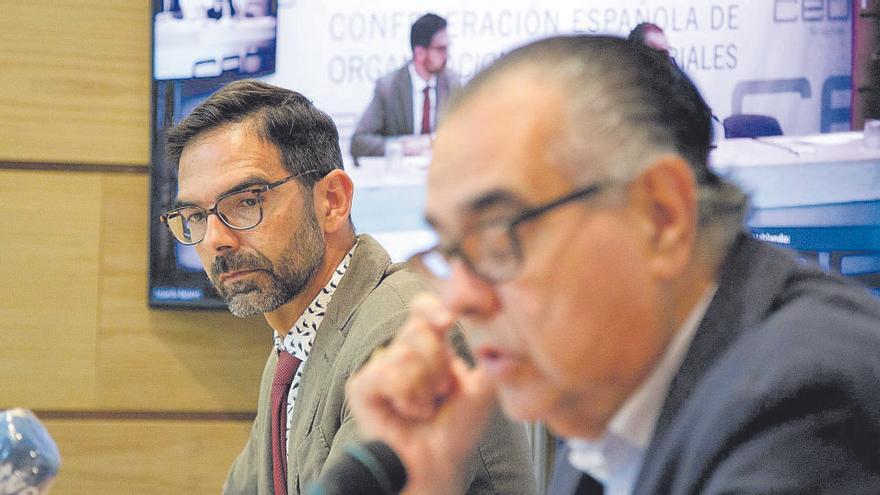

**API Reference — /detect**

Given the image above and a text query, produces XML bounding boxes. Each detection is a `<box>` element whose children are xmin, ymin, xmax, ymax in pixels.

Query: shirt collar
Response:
<box><xmin>408</xmin><ymin>62</ymin><xmax>437</xmax><ymax>91</ymax></box>
<box><xmin>567</xmin><ymin>284</ymin><xmax>718</xmax><ymax>482</ymax></box>
<box><xmin>273</xmin><ymin>242</ymin><xmax>357</xmax><ymax>359</ymax></box>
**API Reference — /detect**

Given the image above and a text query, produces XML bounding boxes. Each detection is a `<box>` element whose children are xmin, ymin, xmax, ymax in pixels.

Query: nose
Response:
<box><xmin>199</xmin><ymin>212</ymin><xmax>241</xmax><ymax>254</ymax></box>
<box><xmin>440</xmin><ymin>259</ymin><xmax>501</xmax><ymax>321</ymax></box>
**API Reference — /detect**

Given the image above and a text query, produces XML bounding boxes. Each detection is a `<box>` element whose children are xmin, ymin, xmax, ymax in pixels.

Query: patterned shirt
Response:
<box><xmin>273</xmin><ymin>244</ymin><xmax>356</xmax><ymax>453</ymax></box>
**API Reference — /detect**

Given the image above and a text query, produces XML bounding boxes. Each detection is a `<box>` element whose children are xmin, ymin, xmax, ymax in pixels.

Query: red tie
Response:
<box><xmin>421</xmin><ymin>86</ymin><xmax>431</xmax><ymax>135</ymax></box>
<box><xmin>271</xmin><ymin>351</ymin><xmax>302</xmax><ymax>495</ymax></box>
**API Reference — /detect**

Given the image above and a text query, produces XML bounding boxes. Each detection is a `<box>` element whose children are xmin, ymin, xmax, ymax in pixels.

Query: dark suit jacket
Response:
<box><xmin>223</xmin><ymin>235</ymin><xmax>535</xmax><ymax>495</ymax></box>
<box><xmin>550</xmin><ymin>233</ymin><xmax>880</xmax><ymax>494</ymax></box>
<box><xmin>350</xmin><ymin>63</ymin><xmax>460</xmax><ymax>158</ymax></box>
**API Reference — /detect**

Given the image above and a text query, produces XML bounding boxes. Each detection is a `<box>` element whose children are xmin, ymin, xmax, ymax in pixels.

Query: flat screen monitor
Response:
<box><xmin>149</xmin><ymin>0</ymin><xmax>278</xmax><ymax>309</ymax></box>
<box><xmin>153</xmin><ymin>0</ymin><xmax>277</xmax><ymax>81</ymax></box>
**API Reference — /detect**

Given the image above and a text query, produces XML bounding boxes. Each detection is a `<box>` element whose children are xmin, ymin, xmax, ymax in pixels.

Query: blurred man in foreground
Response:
<box><xmin>350</xmin><ymin>13</ymin><xmax>460</xmax><ymax>160</ymax></box>
<box><xmin>348</xmin><ymin>35</ymin><xmax>880</xmax><ymax>494</ymax></box>
<box><xmin>161</xmin><ymin>80</ymin><xmax>534</xmax><ymax>494</ymax></box>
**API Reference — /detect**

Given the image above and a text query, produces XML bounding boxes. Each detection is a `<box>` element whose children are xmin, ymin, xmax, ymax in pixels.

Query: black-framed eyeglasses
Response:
<box><xmin>159</xmin><ymin>169</ymin><xmax>319</xmax><ymax>245</ymax></box>
<box><xmin>409</xmin><ymin>181</ymin><xmax>612</xmax><ymax>284</ymax></box>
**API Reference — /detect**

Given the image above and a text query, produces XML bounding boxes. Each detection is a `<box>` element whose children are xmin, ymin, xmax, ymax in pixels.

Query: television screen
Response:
<box><xmin>148</xmin><ymin>1</ymin><xmax>856</xmax><ymax>308</ymax></box>
<box><xmin>149</xmin><ymin>0</ymin><xmax>279</xmax><ymax>309</ymax></box>
<box><xmin>153</xmin><ymin>0</ymin><xmax>277</xmax><ymax>81</ymax></box>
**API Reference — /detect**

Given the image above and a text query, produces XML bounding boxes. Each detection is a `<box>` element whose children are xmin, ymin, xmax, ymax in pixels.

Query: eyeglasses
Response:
<box><xmin>160</xmin><ymin>170</ymin><xmax>319</xmax><ymax>245</ymax></box>
<box><xmin>409</xmin><ymin>181</ymin><xmax>612</xmax><ymax>284</ymax></box>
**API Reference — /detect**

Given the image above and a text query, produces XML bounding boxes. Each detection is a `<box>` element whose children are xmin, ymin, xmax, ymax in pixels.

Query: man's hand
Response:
<box><xmin>347</xmin><ymin>294</ymin><xmax>497</xmax><ymax>495</ymax></box>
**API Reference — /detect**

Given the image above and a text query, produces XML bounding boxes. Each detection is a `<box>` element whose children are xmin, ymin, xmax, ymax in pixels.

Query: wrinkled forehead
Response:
<box><xmin>425</xmin><ymin>73</ymin><xmax>584</xmax><ymax>230</ymax></box>
<box><xmin>176</xmin><ymin>124</ymin><xmax>285</xmax><ymax>204</ymax></box>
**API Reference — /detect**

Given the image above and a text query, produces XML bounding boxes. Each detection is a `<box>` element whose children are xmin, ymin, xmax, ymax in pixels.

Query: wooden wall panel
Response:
<box><xmin>96</xmin><ymin>174</ymin><xmax>269</xmax><ymax>411</ymax></box>
<box><xmin>0</xmin><ymin>0</ymin><xmax>151</xmax><ymax>166</ymax></box>
<box><xmin>44</xmin><ymin>418</ymin><xmax>251</xmax><ymax>494</ymax></box>
<box><xmin>0</xmin><ymin>170</ymin><xmax>102</xmax><ymax>409</ymax></box>
<box><xmin>0</xmin><ymin>1</ymin><xmax>271</xmax><ymax>492</ymax></box>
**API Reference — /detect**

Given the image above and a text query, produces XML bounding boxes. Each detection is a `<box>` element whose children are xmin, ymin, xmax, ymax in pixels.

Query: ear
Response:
<box><xmin>629</xmin><ymin>156</ymin><xmax>698</xmax><ymax>280</ymax></box>
<box><xmin>313</xmin><ymin>170</ymin><xmax>354</xmax><ymax>235</ymax></box>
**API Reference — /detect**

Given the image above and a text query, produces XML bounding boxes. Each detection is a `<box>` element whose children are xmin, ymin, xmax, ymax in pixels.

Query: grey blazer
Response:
<box><xmin>550</xmin><ymin>233</ymin><xmax>880</xmax><ymax>494</ymax></box>
<box><xmin>350</xmin><ymin>63</ymin><xmax>460</xmax><ymax>159</ymax></box>
<box><xmin>223</xmin><ymin>234</ymin><xmax>535</xmax><ymax>495</ymax></box>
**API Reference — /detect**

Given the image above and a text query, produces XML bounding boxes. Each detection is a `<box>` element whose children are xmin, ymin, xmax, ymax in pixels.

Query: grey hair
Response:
<box><xmin>448</xmin><ymin>35</ymin><xmax>748</xmax><ymax>259</ymax></box>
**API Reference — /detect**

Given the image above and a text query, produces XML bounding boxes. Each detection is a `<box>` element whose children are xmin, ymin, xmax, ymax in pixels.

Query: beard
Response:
<box><xmin>208</xmin><ymin>205</ymin><xmax>325</xmax><ymax>318</ymax></box>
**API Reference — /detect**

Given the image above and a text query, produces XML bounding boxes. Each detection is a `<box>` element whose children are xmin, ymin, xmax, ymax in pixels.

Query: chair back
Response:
<box><xmin>722</xmin><ymin>114</ymin><xmax>783</xmax><ymax>138</ymax></box>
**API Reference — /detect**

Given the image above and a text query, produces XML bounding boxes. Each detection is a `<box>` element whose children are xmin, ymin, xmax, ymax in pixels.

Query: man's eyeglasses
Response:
<box><xmin>409</xmin><ymin>181</ymin><xmax>613</xmax><ymax>284</ymax></box>
<box><xmin>160</xmin><ymin>169</ymin><xmax>319</xmax><ymax>245</ymax></box>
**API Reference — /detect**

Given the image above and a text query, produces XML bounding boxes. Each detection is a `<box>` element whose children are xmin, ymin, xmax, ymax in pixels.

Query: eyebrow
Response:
<box><xmin>467</xmin><ymin>189</ymin><xmax>528</xmax><ymax>212</ymax></box>
<box><xmin>173</xmin><ymin>175</ymin><xmax>273</xmax><ymax>210</ymax></box>
<box><xmin>424</xmin><ymin>188</ymin><xmax>527</xmax><ymax>230</ymax></box>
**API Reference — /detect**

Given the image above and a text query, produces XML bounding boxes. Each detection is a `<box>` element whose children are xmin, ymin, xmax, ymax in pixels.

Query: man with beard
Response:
<box><xmin>350</xmin><ymin>13</ymin><xmax>460</xmax><ymax>160</ymax></box>
<box><xmin>161</xmin><ymin>80</ymin><xmax>534</xmax><ymax>495</ymax></box>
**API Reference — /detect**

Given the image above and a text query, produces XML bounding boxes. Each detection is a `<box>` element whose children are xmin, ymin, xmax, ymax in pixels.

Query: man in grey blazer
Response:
<box><xmin>347</xmin><ymin>35</ymin><xmax>880</xmax><ymax>494</ymax></box>
<box><xmin>350</xmin><ymin>13</ymin><xmax>461</xmax><ymax>160</ymax></box>
<box><xmin>161</xmin><ymin>80</ymin><xmax>534</xmax><ymax>494</ymax></box>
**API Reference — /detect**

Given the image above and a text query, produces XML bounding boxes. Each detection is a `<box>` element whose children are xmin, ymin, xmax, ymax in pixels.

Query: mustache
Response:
<box><xmin>210</xmin><ymin>251</ymin><xmax>273</xmax><ymax>280</ymax></box>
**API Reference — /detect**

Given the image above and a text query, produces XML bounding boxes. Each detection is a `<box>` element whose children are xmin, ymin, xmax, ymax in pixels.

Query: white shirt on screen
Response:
<box><xmin>567</xmin><ymin>284</ymin><xmax>718</xmax><ymax>495</ymax></box>
<box><xmin>408</xmin><ymin>62</ymin><xmax>437</xmax><ymax>135</ymax></box>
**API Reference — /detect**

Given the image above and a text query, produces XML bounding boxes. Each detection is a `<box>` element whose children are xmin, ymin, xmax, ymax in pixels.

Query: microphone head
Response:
<box><xmin>307</xmin><ymin>441</ymin><xmax>407</xmax><ymax>495</ymax></box>
<box><xmin>354</xmin><ymin>441</ymin><xmax>407</xmax><ymax>493</ymax></box>
<box><xmin>0</xmin><ymin>409</ymin><xmax>61</xmax><ymax>494</ymax></box>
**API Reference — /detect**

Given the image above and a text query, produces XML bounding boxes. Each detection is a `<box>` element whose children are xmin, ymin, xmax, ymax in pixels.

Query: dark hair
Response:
<box><xmin>165</xmin><ymin>80</ymin><xmax>342</xmax><ymax>188</ymax></box>
<box><xmin>627</xmin><ymin>22</ymin><xmax>664</xmax><ymax>44</ymax></box>
<box><xmin>410</xmin><ymin>13</ymin><xmax>447</xmax><ymax>51</ymax></box>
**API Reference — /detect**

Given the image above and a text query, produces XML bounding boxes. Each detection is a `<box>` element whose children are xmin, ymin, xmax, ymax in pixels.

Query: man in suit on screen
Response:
<box><xmin>347</xmin><ymin>35</ymin><xmax>880</xmax><ymax>494</ymax></box>
<box><xmin>350</xmin><ymin>13</ymin><xmax>460</xmax><ymax>160</ymax></box>
<box><xmin>159</xmin><ymin>80</ymin><xmax>534</xmax><ymax>495</ymax></box>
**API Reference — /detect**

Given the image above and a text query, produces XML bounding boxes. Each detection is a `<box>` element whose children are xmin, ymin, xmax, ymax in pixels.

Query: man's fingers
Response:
<box><xmin>380</xmin><ymin>342</ymin><xmax>453</xmax><ymax>419</ymax></box>
<box><xmin>364</xmin><ymin>292</ymin><xmax>457</xmax><ymax>419</ymax></box>
<box><xmin>445</xmin><ymin>359</ymin><xmax>497</xmax><ymax>433</ymax></box>
<box><xmin>349</xmin><ymin>319</ymin><xmax>457</xmax><ymax>425</ymax></box>
<box><xmin>407</xmin><ymin>293</ymin><xmax>455</xmax><ymax>337</ymax></box>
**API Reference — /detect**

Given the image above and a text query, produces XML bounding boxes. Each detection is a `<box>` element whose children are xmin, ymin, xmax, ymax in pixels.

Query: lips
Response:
<box><xmin>474</xmin><ymin>345</ymin><xmax>522</xmax><ymax>380</ymax></box>
<box><xmin>218</xmin><ymin>268</ymin><xmax>263</xmax><ymax>283</ymax></box>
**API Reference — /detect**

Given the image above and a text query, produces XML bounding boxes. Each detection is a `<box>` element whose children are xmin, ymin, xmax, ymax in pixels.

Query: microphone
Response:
<box><xmin>307</xmin><ymin>441</ymin><xmax>407</xmax><ymax>495</ymax></box>
<box><xmin>0</xmin><ymin>409</ymin><xmax>61</xmax><ymax>494</ymax></box>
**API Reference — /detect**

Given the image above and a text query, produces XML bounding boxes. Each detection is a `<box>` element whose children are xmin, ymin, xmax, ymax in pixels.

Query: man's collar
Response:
<box><xmin>408</xmin><ymin>62</ymin><xmax>437</xmax><ymax>88</ymax></box>
<box><xmin>567</xmin><ymin>283</ymin><xmax>718</xmax><ymax>480</ymax></box>
<box><xmin>610</xmin><ymin>283</ymin><xmax>718</xmax><ymax>448</ymax></box>
<box><xmin>274</xmin><ymin>242</ymin><xmax>357</xmax><ymax>355</ymax></box>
